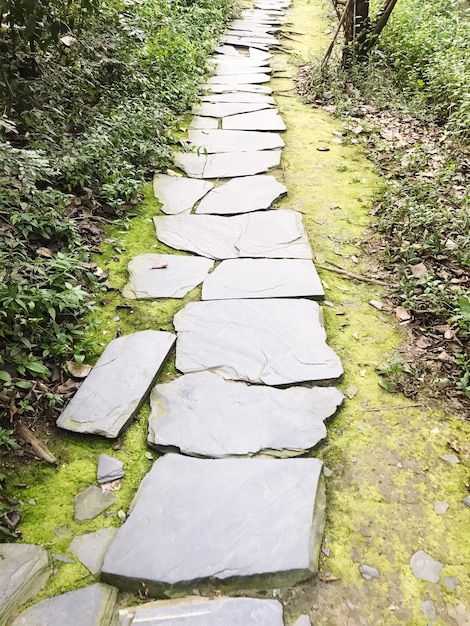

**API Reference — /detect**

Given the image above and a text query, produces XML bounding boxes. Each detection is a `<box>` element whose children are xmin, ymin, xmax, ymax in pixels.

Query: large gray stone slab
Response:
<box><xmin>154</xmin><ymin>210</ymin><xmax>312</xmax><ymax>260</ymax></box>
<box><xmin>223</xmin><ymin>109</ymin><xmax>286</xmax><ymax>131</ymax></box>
<box><xmin>148</xmin><ymin>370</ymin><xmax>343</xmax><ymax>457</ymax></box>
<box><xmin>122</xmin><ymin>254</ymin><xmax>214</xmax><ymax>299</ymax></box>
<box><xmin>153</xmin><ymin>174</ymin><xmax>213</xmax><ymax>215</ymax></box>
<box><xmin>101</xmin><ymin>454</ymin><xmax>325</xmax><ymax>592</ymax></box>
<box><xmin>202</xmin><ymin>259</ymin><xmax>324</xmax><ymax>299</ymax></box>
<box><xmin>192</xmin><ymin>102</ymin><xmax>271</xmax><ymax>118</ymax></box>
<box><xmin>118</xmin><ymin>596</ymin><xmax>284</xmax><ymax>626</ymax></box>
<box><xmin>11</xmin><ymin>583</ymin><xmax>117</xmax><ymax>626</ymax></box>
<box><xmin>74</xmin><ymin>485</ymin><xmax>116</xmax><ymax>522</ymax></box>
<box><xmin>188</xmin><ymin>116</ymin><xmax>219</xmax><ymax>130</ymax></box>
<box><xmin>69</xmin><ymin>528</ymin><xmax>118</xmax><ymax>575</ymax></box>
<box><xmin>202</xmin><ymin>92</ymin><xmax>275</xmax><ymax>104</ymax></box>
<box><xmin>174</xmin><ymin>299</ymin><xmax>343</xmax><ymax>385</ymax></box>
<box><xmin>203</xmin><ymin>82</ymin><xmax>273</xmax><ymax>94</ymax></box>
<box><xmin>188</xmin><ymin>130</ymin><xmax>283</xmax><ymax>154</ymax></box>
<box><xmin>0</xmin><ymin>544</ymin><xmax>51</xmax><ymax>626</ymax></box>
<box><xmin>196</xmin><ymin>175</ymin><xmax>286</xmax><ymax>214</ymax></box>
<box><xmin>173</xmin><ymin>150</ymin><xmax>281</xmax><ymax>179</ymax></box>
<box><xmin>57</xmin><ymin>330</ymin><xmax>176</xmax><ymax>437</ymax></box>
<box><xmin>209</xmin><ymin>73</ymin><xmax>271</xmax><ymax>84</ymax></box>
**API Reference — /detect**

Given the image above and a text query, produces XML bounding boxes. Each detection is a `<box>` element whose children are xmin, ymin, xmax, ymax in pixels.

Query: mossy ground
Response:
<box><xmin>4</xmin><ymin>0</ymin><xmax>470</xmax><ymax>623</ymax></box>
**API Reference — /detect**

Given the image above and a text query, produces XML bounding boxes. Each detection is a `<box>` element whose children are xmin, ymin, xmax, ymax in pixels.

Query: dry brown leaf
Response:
<box><xmin>101</xmin><ymin>479</ymin><xmax>121</xmax><ymax>492</ymax></box>
<box><xmin>410</xmin><ymin>262</ymin><xmax>428</xmax><ymax>278</ymax></box>
<box><xmin>416</xmin><ymin>336</ymin><xmax>432</xmax><ymax>349</ymax></box>
<box><xmin>395</xmin><ymin>306</ymin><xmax>411</xmax><ymax>322</ymax></box>
<box><xmin>166</xmin><ymin>169</ymin><xmax>182</xmax><ymax>177</ymax></box>
<box><xmin>369</xmin><ymin>299</ymin><xmax>385</xmax><ymax>310</ymax></box>
<box><xmin>36</xmin><ymin>247</ymin><xmax>53</xmax><ymax>258</ymax></box>
<box><xmin>352</xmin><ymin>331</ymin><xmax>360</xmax><ymax>340</ymax></box>
<box><xmin>66</xmin><ymin>362</ymin><xmax>93</xmax><ymax>379</ymax></box>
<box><xmin>150</xmin><ymin>262</ymin><xmax>168</xmax><ymax>270</ymax></box>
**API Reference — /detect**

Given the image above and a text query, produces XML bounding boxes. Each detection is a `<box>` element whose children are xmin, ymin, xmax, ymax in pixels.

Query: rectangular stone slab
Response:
<box><xmin>214</xmin><ymin>65</ymin><xmax>272</xmax><ymax>76</ymax></box>
<box><xmin>222</xmin><ymin>109</ymin><xmax>286</xmax><ymax>131</ymax></box>
<box><xmin>153</xmin><ymin>174</ymin><xmax>213</xmax><ymax>215</ymax></box>
<box><xmin>209</xmin><ymin>54</ymin><xmax>271</xmax><ymax>69</ymax></box>
<box><xmin>174</xmin><ymin>299</ymin><xmax>343</xmax><ymax>385</ymax></box>
<box><xmin>201</xmin><ymin>93</ymin><xmax>275</xmax><ymax>104</ymax></box>
<box><xmin>188</xmin><ymin>130</ymin><xmax>284</xmax><ymax>154</ymax></box>
<box><xmin>188</xmin><ymin>116</ymin><xmax>219</xmax><ymax>130</ymax></box>
<box><xmin>101</xmin><ymin>454</ymin><xmax>325</xmax><ymax>593</ymax></box>
<box><xmin>202</xmin><ymin>259</ymin><xmax>324</xmax><ymax>299</ymax></box>
<box><xmin>56</xmin><ymin>330</ymin><xmax>176</xmax><ymax>438</ymax></box>
<box><xmin>203</xmin><ymin>83</ymin><xmax>273</xmax><ymax>94</ymax></box>
<box><xmin>214</xmin><ymin>45</ymin><xmax>273</xmax><ymax>63</ymax></box>
<box><xmin>208</xmin><ymin>73</ymin><xmax>271</xmax><ymax>84</ymax></box>
<box><xmin>154</xmin><ymin>210</ymin><xmax>312</xmax><ymax>260</ymax></box>
<box><xmin>192</xmin><ymin>102</ymin><xmax>272</xmax><ymax>117</ymax></box>
<box><xmin>148</xmin><ymin>370</ymin><xmax>344</xmax><ymax>457</ymax></box>
<box><xmin>196</xmin><ymin>174</ymin><xmax>286</xmax><ymax>214</ymax></box>
<box><xmin>220</xmin><ymin>36</ymin><xmax>271</xmax><ymax>51</ymax></box>
<box><xmin>173</xmin><ymin>150</ymin><xmax>281</xmax><ymax>178</ymax></box>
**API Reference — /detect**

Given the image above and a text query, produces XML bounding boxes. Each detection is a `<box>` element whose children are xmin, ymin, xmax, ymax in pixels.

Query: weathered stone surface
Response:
<box><xmin>101</xmin><ymin>454</ymin><xmax>325</xmax><ymax>592</ymax></box>
<box><xmin>196</xmin><ymin>174</ymin><xmax>285</xmax><ymax>214</ymax></box>
<box><xmin>203</xmin><ymin>82</ymin><xmax>273</xmax><ymax>94</ymax></box>
<box><xmin>188</xmin><ymin>130</ymin><xmax>283</xmax><ymax>154</ymax></box>
<box><xmin>118</xmin><ymin>596</ymin><xmax>284</xmax><ymax>626</ymax></box>
<box><xmin>153</xmin><ymin>174</ymin><xmax>213</xmax><ymax>215</ymax></box>
<box><xmin>122</xmin><ymin>254</ymin><xmax>214</xmax><ymax>300</ymax></box>
<box><xmin>223</xmin><ymin>109</ymin><xmax>286</xmax><ymax>131</ymax></box>
<box><xmin>201</xmin><ymin>259</ymin><xmax>324</xmax><ymax>298</ymax></box>
<box><xmin>11</xmin><ymin>583</ymin><xmax>117</xmax><ymax>626</ymax></box>
<box><xmin>174</xmin><ymin>299</ymin><xmax>343</xmax><ymax>385</ymax></box>
<box><xmin>434</xmin><ymin>500</ymin><xmax>449</xmax><ymax>515</ymax></box>
<box><xmin>97</xmin><ymin>454</ymin><xmax>125</xmax><ymax>483</ymax></box>
<box><xmin>154</xmin><ymin>211</ymin><xmax>312</xmax><ymax>260</ymax></box>
<box><xmin>192</xmin><ymin>102</ymin><xmax>272</xmax><ymax>118</ymax></box>
<box><xmin>209</xmin><ymin>52</ymin><xmax>271</xmax><ymax>67</ymax></box>
<box><xmin>74</xmin><ymin>486</ymin><xmax>116</xmax><ymax>522</ymax></box>
<box><xmin>202</xmin><ymin>92</ymin><xmax>275</xmax><ymax>104</ymax></box>
<box><xmin>219</xmin><ymin>36</ymin><xmax>270</xmax><ymax>51</ymax></box>
<box><xmin>57</xmin><ymin>330</ymin><xmax>176</xmax><ymax>437</ymax></box>
<box><xmin>226</xmin><ymin>30</ymin><xmax>278</xmax><ymax>45</ymax></box>
<box><xmin>209</xmin><ymin>72</ymin><xmax>271</xmax><ymax>84</ymax></box>
<box><xmin>69</xmin><ymin>528</ymin><xmax>118</xmax><ymax>575</ymax></box>
<box><xmin>0</xmin><ymin>544</ymin><xmax>51</xmax><ymax>626</ymax></box>
<box><xmin>173</xmin><ymin>149</ymin><xmax>281</xmax><ymax>179</ymax></box>
<box><xmin>230</xmin><ymin>19</ymin><xmax>278</xmax><ymax>32</ymax></box>
<box><xmin>214</xmin><ymin>64</ymin><xmax>272</xmax><ymax>76</ymax></box>
<box><xmin>148</xmin><ymin>370</ymin><xmax>343</xmax><ymax>457</ymax></box>
<box><xmin>410</xmin><ymin>550</ymin><xmax>443</xmax><ymax>583</ymax></box>
<box><xmin>214</xmin><ymin>45</ymin><xmax>273</xmax><ymax>63</ymax></box>
<box><xmin>293</xmin><ymin>616</ymin><xmax>311</xmax><ymax>626</ymax></box>
<box><xmin>188</xmin><ymin>116</ymin><xmax>219</xmax><ymax>129</ymax></box>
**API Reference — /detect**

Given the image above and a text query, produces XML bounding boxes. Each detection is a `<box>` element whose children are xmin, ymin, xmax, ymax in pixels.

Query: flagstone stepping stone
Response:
<box><xmin>174</xmin><ymin>299</ymin><xmax>343</xmax><ymax>385</ymax></box>
<box><xmin>201</xmin><ymin>259</ymin><xmax>324</xmax><ymax>299</ymax></box>
<box><xmin>11</xmin><ymin>583</ymin><xmax>117</xmax><ymax>626</ymax></box>
<box><xmin>74</xmin><ymin>485</ymin><xmax>116</xmax><ymax>522</ymax></box>
<box><xmin>214</xmin><ymin>64</ymin><xmax>272</xmax><ymax>76</ymax></box>
<box><xmin>227</xmin><ymin>30</ymin><xmax>278</xmax><ymax>44</ymax></box>
<box><xmin>118</xmin><ymin>596</ymin><xmax>284</xmax><ymax>625</ymax></box>
<box><xmin>409</xmin><ymin>550</ymin><xmax>443</xmax><ymax>583</ymax></box>
<box><xmin>231</xmin><ymin>19</ymin><xmax>278</xmax><ymax>31</ymax></box>
<box><xmin>148</xmin><ymin>370</ymin><xmax>343</xmax><ymax>457</ymax></box>
<box><xmin>192</xmin><ymin>102</ymin><xmax>271</xmax><ymax>117</ymax></box>
<box><xmin>154</xmin><ymin>210</ymin><xmax>312</xmax><ymax>260</ymax></box>
<box><xmin>188</xmin><ymin>130</ymin><xmax>283</xmax><ymax>154</ymax></box>
<box><xmin>203</xmin><ymin>82</ymin><xmax>273</xmax><ymax>94</ymax></box>
<box><xmin>214</xmin><ymin>45</ymin><xmax>273</xmax><ymax>62</ymax></box>
<box><xmin>97</xmin><ymin>454</ymin><xmax>125</xmax><ymax>484</ymax></box>
<box><xmin>101</xmin><ymin>454</ymin><xmax>325</xmax><ymax>592</ymax></box>
<box><xmin>209</xmin><ymin>73</ymin><xmax>271</xmax><ymax>84</ymax></box>
<box><xmin>188</xmin><ymin>116</ymin><xmax>219</xmax><ymax>129</ymax></box>
<box><xmin>153</xmin><ymin>175</ymin><xmax>213</xmax><ymax>215</ymax></box>
<box><xmin>209</xmin><ymin>55</ymin><xmax>271</xmax><ymax>69</ymax></box>
<box><xmin>69</xmin><ymin>528</ymin><xmax>118</xmax><ymax>575</ymax></box>
<box><xmin>202</xmin><ymin>92</ymin><xmax>275</xmax><ymax>104</ymax></box>
<box><xmin>173</xmin><ymin>149</ymin><xmax>281</xmax><ymax>178</ymax></box>
<box><xmin>0</xmin><ymin>544</ymin><xmax>51</xmax><ymax>626</ymax></box>
<box><xmin>223</xmin><ymin>109</ymin><xmax>286</xmax><ymax>131</ymax></box>
<box><xmin>196</xmin><ymin>174</ymin><xmax>286</xmax><ymax>214</ymax></box>
<box><xmin>220</xmin><ymin>36</ymin><xmax>271</xmax><ymax>51</ymax></box>
<box><xmin>122</xmin><ymin>254</ymin><xmax>214</xmax><ymax>299</ymax></box>
<box><xmin>57</xmin><ymin>330</ymin><xmax>176</xmax><ymax>438</ymax></box>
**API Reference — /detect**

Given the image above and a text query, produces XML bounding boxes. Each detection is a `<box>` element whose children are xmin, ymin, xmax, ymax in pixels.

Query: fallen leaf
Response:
<box><xmin>345</xmin><ymin>384</ymin><xmax>358</xmax><ymax>399</ymax></box>
<box><xmin>60</xmin><ymin>35</ymin><xmax>76</xmax><ymax>47</ymax></box>
<box><xmin>144</xmin><ymin>451</ymin><xmax>154</xmax><ymax>460</ymax></box>
<box><xmin>166</xmin><ymin>169</ymin><xmax>182</xmax><ymax>177</ymax></box>
<box><xmin>360</xmin><ymin>369</ymin><xmax>367</xmax><ymax>377</ymax></box>
<box><xmin>363</xmin><ymin>361</ymin><xmax>378</xmax><ymax>367</ymax></box>
<box><xmin>416</xmin><ymin>336</ymin><xmax>432</xmax><ymax>349</ymax></box>
<box><xmin>395</xmin><ymin>306</ymin><xmax>411</xmax><ymax>322</ymax></box>
<box><xmin>352</xmin><ymin>331</ymin><xmax>360</xmax><ymax>340</ymax></box>
<box><xmin>117</xmin><ymin>509</ymin><xmax>127</xmax><ymax>521</ymax></box>
<box><xmin>36</xmin><ymin>247</ymin><xmax>53</xmax><ymax>258</ymax></box>
<box><xmin>150</xmin><ymin>262</ymin><xmax>168</xmax><ymax>270</ymax></box>
<box><xmin>410</xmin><ymin>262</ymin><xmax>428</xmax><ymax>278</ymax></box>
<box><xmin>66</xmin><ymin>362</ymin><xmax>92</xmax><ymax>379</ymax></box>
<box><xmin>369</xmin><ymin>299</ymin><xmax>385</xmax><ymax>310</ymax></box>
<box><xmin>56</xmin><ymin>379</ymin><xmax>80</xmax><ymax>395</ymax></box>
<box><xmin>318</xmin><ymin>574</ymin><xmax>340</xmax><ymax>582</ymax></box>
<box><xmin>101</xmin><ymin>479</ymin><xmax>121</xmax><ymax>492</ymax></box>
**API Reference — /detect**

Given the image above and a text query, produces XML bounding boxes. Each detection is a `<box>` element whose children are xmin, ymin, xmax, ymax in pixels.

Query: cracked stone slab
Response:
<box><xmin>154</xmin><ymin>210</ymin><xmax>312</xmax><ymax>260</ymax></box>
<box><xmin>192</xmin><ymin>102</ymin><xmax>272</xmax><ymax>117</ymax></box>
<box><xmin>0</xmin><ymin>544</ymin><xmax>51</xmax><ymax>626</ymax></box>
<box><xmin>153</xmin><ymin>174</ymin><xmax>213</xmax><ymax>215</ymax></box>
<box><xmin>188</xmin><ymin>130</ymin><xmax>283</xmax><ymax>154</ymax></box>
<box><xmin>122</xmin><ymin>254</ymin><xmax>214</xmax><ymax>299</ymax></box>
<box><xmin>101</xmin><ymin>454</ymin><xmax>325</xmax><ymax>593</ymax></box>
<box><xmin>69</xmin><ymin>528</ymin><xmax>118</xmax><ymax>575</ymax></box>
<box><xmin>203</xmin><ymin>82</ymin><xmax>273</xmax><ymax>94</ymax></box>
<box><xmin>118</xmin><ymin>596</ymin><xmax>284</xmax><ymax>625</ymax></box>
<box><xmin>148</xmin><ymin>370</ymin><xmax>343</xmax><ymax>457</ymax></box>
<box><xmin>11</xmin><ymin>583</ymin><xmax>117</xmax><ymax>626</ymax></box>
<box><xmin>223</xmin><ymin>109</ymin><xmax>286</xmax><ymax>131</ymax></box>
<box><xmin>173</xmin><ymin>149</ymin><xmax>281</xmax><ymax>179</ymax></box>
<box><xmin>97</xmin><ymin>454</ymin><xmax>125</xmax><ymax>483</ymax></box>
<box><xmin>174</xmin><ymin>299</ymin><xmax>343</xmax><ymax>385</ymax></box>
<box><xmin>201</xmin><ymin>259</ymin><xmax>324</xmax><ymax>299</ymax></box>
<box><xmin>57</xmin><ymin>330</ymin><xmax>176</xmax><ymax>438</ymax></box>
<box><xmin>208</xmin><ymin>72</ymin><xmax>271</xmax><ymax>84</ymax></box>
<box><xmin>201</xmin><ymin>93</ymin><xmax>275</xmax><ymax>104</ymax></box>
<box><xmin>196</xmin><ymin>174</ymin><xmax>286</xmax><ymax>214</ymax></box>
<box><xmin>188</xmin><ymin>116</ymin><xmax>219</xmax><ymax>130</ymax></box>
<box><xmin>74</xmin><ymin>485</ymin><xmax>116</xmax><ymax>522</ymax></box>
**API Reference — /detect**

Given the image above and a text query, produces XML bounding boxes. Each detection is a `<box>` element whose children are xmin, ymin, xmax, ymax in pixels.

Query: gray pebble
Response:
<box><xmin>440</xmin><ymin>453</ymin><xmax>459</xmax><ymax>464</ymax></box>
<box><xmin>359</xmin><ymin>564</ymin><xmax>379</xmax><ymax>580</ymax></box>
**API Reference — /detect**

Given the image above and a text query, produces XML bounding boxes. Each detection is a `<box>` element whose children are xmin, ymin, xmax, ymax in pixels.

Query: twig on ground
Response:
<box><xmin>318</xmin><ymin>262</ymin><xmax>389</xmax><ymax>286</ymax></box>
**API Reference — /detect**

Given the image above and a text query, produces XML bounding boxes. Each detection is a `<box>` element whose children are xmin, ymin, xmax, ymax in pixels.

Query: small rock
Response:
<box><xmin>434</xmin><ymin>501</ymin><xmax>449</xmax><ymax>515</ymax></box>
<box><xmin>51</xmin><ymin>553</ymin><xmax>74</xmax><ymax>564</ymax></box>
<box><xmin>54</xmin><ymin>526</ymin><xmax>72</xmax><ymax>539</ymax></box>
<box><xmin>463</xmin><ymin>496</ymin><xmax>470</xmax><ymax>508</ymax></box>
<box><xmin>421</xmin><ymin>599</ymin><xmax>436</xmax><ymax>621</ymax></box>
<box><xmin>441</xmin><ymin>453</ymin><xmax>459</xmax><ymax>464</ymax></box>
<box><xmin>346</xmin><ymin>600</ymin><xmax>357</xmax><ymax>610</ymax></box>
<box><xmin>293</xmin><ymin>616</ymin><xmax>311</xmax><ymax>626</ymax></box>
<box><xmin>322</xmin><ymin>547</ymin><xmax>330</xmax><ymax>557</ymax></box>
<box><xmin>357</xmin><ymin>424</ymin><xmax>365</xmax><ymax>431</ymax></box>
<box><xmin>97</xmin><ymin>454</ymin><xmax>125</xmax><ymax>484</ymax></box>
<box><xmin>352</xmin><ymin>457</ymin><xmax>357</xmax><ymax>463</ymax></box>
<box><xmin>323</xmin><ymin>467</ymin><xmax>333</xmax><ymax>477</ymax></box>
<box><xmin>443</xmin><ymin>576</ymin><xmax>459</xmax><ymax>592</ymax></box>
<box><xmin>74</xmin><ymin>485</ymin><xmax>116</xmax><ymax>523</ymax></box>
<box><xmin>359</xmin><ymin>564</ymin><xmax>379</xmax><ymax>580</ymax></box>
<box><xmin>410</xmin><ymin>550</ymin><xmax>443</xmax><ymax>583</ymax></box>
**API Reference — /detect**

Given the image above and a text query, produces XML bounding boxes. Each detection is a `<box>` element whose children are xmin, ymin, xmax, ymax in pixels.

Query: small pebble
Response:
<box><xmin>323</xmin><ymin>466</ymin><xmax>333</xmax><ymax>477</ymax></box>
<box><xmin>443</xmin><ymin>576</ymin><xmax>459</xmax><ymax>592</ymax></box>
<box><xmin>321</xmin><ymin>547</ymin><xmax>330</xmax><ymax>557</ymax></box>
<box><xmin>434</xmin><ymin>501</ymin><xmax>449</xmax><ymax>515</ymax></box>
<box><xmin>352</xmin><ymin>456</ymin><xmax>357</xmax><ymax>463</ymax></box>
<box><xmin>357</xmin><ymin>424</ymin><xmax>365</xmax><ymax>431</ymax></box>
<box><xmin>440</xmin><ymin>453</ymin><xmax>459</xmax><ymax>464</ymax></box>
<box><xmin>359</xmin><ymin>564</ymin><xmax>380</xmax><ymax>580</ymax></box>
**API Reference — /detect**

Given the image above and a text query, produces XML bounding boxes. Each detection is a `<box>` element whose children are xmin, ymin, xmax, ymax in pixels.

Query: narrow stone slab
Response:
<box><xmin>74</xmin><ymin>485</ymin><xmax>116</xmax><ymax>522</ymax></box>
<box><xmin>227</xmin><ymin>30</ymin><xmax>278</xmax><ymax>44</ymax></box>
<box><xmin>209</xmin><ymin>73</ymin><xmax>271</xmax><ymax>84</ymax></box>
<box><xmin>154</xmin><ymin>210</ymin><xmax>312</xmax><ymax>260</ymax></box>
<box><xmin>69</xmin><ymin>528</ymin><xmax>118</xmax><ymax>575</ymax></box>
<box><xmin>214</xmin><ymin>45</ymin><xmax>273</xmax><ymax>63</ymax></box>
<box><xmin>192</xmin><ymin>102</ymin><xmax>271</xmax><ymax>117</ymax></box>
<box><xmin>173</xmin><ymin>150</ymin><xmax>281</xmax><ymax>179</ymax></box>
<box><xmin>122</xmin><ymin>254</ymin><xmax>214</xmax><ymax>299</ymax></box>
<box><xmin>223</xmin><ymin>109</ymin><xmax>286</xmax><ymax>131</ymax></box>
<box><xmin>203</xmin><ymin>83</ymin><xmax>273</xmax><ymax>94</ymax></box>
<box><xmin>202</xmin><ymin>259</ymin><xmax>324</xmax><ymax>299</ymax></box>
<box><xmin>153</xmin><ymin>175</ymin><xmax>213</xmax><ymax>215</ymax></box>
<box><xmin>214</xmin><ymin>65</ymin><xmax>272</xmax><ymax>76</ymax></box>
<box><xmin>118</xmin><ymin>596</ymin><xmax>284</xmax><ymax>625</ymax></box>
<box><xmin>0</xmin><ymin>544</ymin><xmax>51</xmax><ymax>626</ymax></box>
<box><xmin>149</xmin><ymin>371</ymin><xmax>343</xmax><ymax>457</ymax></box>
<box><xmin>11</xmin><ymin>584</ymin><xmax>117</xmax><ymax>626</ymax></box>
<box><xmin>174</xmin><ymin>299</ymin><xmax>343</xmax><ymax>385</ymax></box>
<box><xmin>57</xmin><ymin>330</ymin><xmax>176</xmax><ymax>438</ymax></box>
<box><xmin>196</xmin><ymin>175</ymin><xmax>286</xmax><ymax>214</ymax></box>
<box><xmin>97</xmin><ymin>454</ymin><xmax>125</xmax><ymax>483</ymax></box>
<box><xmin>101</xmin><ymin>454</ymin><xmax>325</xmax><ymax>593</ymax></box>
<box><xmin>220</xmin><ymin>36</ymin><xmax>270</xmax><ymax>51</ymax></box>
<box><xmin>209</xmin><ymin>54</ymin><xmax>270</xmax><ymax>69</ymax></box>
<box><xmin>201</xmin><ymin>93</ymin><xmax>275</xmax><ymax>104</ymax></box>
<box><xmin>188</xmin><ymin>130</ymin><xmax>283</xmax><ymax>154</ymax></box>
<box><xmin>188</xmin><ymin>116</ymin><xmax>219</xmax><ymax>130</ymax></box>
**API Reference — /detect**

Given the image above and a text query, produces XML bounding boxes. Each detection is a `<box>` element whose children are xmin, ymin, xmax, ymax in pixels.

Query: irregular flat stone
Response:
<box><xmin>230</xmin><ymin>19</ymin><xmax>278</xmax><ymax>32</ymax></box>
<box><xmin>188</xmin><ymin>130</ymin><xmax>283</xmax><ymax>154</ymax></box>
<box><xmin>122</xmin><ymin>254</ymin><xmax>214</xmax><ymax>299</ymax></box>
<box><xmin>97</xmin><ymin>454</ymin><xmax>125</xmax><ymax>483</ymax></box>
<box><xmin>101</xmin><ymin>454</ymin><xmax>325</xmax><ymax>592</ymax></box>
<box><xmin>214</xmin><ymin>45</ymin><xmax>273</xmax><ymax>63</ymax></box>
<box><xmin>434</xmin><ymin>500</ymin><xmax>449</xmax><ymax>515</ymax></box>
<box><xmin>196</xmin><ymin>175</ymin><xmax>286</xmax><ymax>214</ymax></box>
<box><xmin>174</xmin><ymin>299</ymin><xmax>343</xmax><ymax>385</ymax></box>
<box><xmin>57</xmin><ymin>330</ymin><xmax>176</xmax><ymax>438</ymax></box>
<box><xmin>69</xmin><ymin>528</ymin><xmax>118</xmax><ymax>575</ymax></box>
<box><xmin>11</xmin><ymin>583</ymin><xmax>117</xmax><ymax>626</ymax></box>
<box><xmin>154</xmin><ymin>210</ymin><xmax>312</xmax><ymax>260</ymax></box>
<box><xmin>220</xmin><ymin>36</ymin><xmax>270</xmax><ymax>51</ymax></box>
<box><xmin>153</xmin><ymin>175</ymin><xmax>213</xmax><ymax>215</ymax></box>
<box><xmin>188</xmin><ymin>116</ymin><xmax>219</xmax><ymax>130</ymax></box>
<box><xmin>214</xmin><ymin>65</ymin><xmax>272</xmax><ymax>76</ymax></box>
<box><xmin>203</xmin><ymin>83</ymin><xmax>273</xmax><ymax>94</ymax></box>
<box><xmin>118</xmin><ymin>596</ymin><xmax>284</xmax><ymax>625</ymax></box>
<box><xmin>421</xmin><ymin>599</ymin><xmax>436</xmax><ymax>621</ymax></box>
<box><xmin>74</xmin><ymin>485</ymin><xmax>116</xmax><ymax>522</ymax></box>
<box><xmin>223</xmin><ymin>109</ymin><xmax>286</xmax><ymax>131</ymax></box>
<box><xmin>210</xmin><ymin>56</ymin><xmax>271</xmax><ymax>70</ymax></box>
<box><xmin>0</xmin><ymin>544</ymin><xmax>51</xmax><ymax>626</ymax></box>
<box><xmin>148</xmin><ymin>371</ymin><xmax>343</xmax><ymax>457</ymax></box>
<box><xmin>201</xmin><ymin>259</ymin><xmax>324</xmax><ymax>298</ymax></box>
<box><xmin>173</xmin><ymin>150</ymin><xmax>281</xmax><ymax>179</ymax></box>
<box><xmin>227</xmin><ymin>30</ymin><xmax>278</xmax><ymax>45</ymax></box>
<box><xmin>192</xmin><ymin>102</ymin><xmax>271</xmax><ymax>118</ymax></box>
<box><xmin>410</xmin><ymin>550</ymin><xmax>443</xmax><ymax>583</ymax></box>
<box><xmin>209</xmin><ymin>73</ymin><xmax>271</xmax><ymax>84</ymax></box>
<box><xmin>202</xmin><ymin>92</ymin><xmax>275</xmax><ymax>104</ymax></box>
